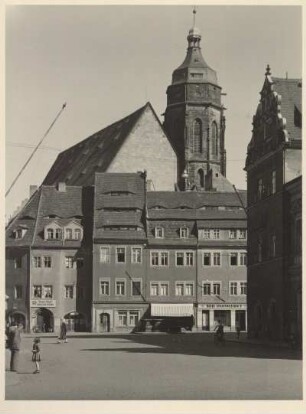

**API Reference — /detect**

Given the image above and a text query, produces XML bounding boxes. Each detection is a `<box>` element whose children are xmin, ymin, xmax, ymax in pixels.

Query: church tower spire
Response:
<box><xmin>164</xmin><ymin>9</ymin><xmax>226</xmax><ymax>190</ymax></box>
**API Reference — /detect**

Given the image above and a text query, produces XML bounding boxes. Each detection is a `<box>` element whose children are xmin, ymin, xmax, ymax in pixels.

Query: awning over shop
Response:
<box><xmin>151</xmin><ymin>303</ymin><xmax>194</xmax><ymax>317</ymax></box>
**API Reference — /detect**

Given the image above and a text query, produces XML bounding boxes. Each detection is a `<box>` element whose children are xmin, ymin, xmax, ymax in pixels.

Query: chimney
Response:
<box><xmin>57</xmin><ymin>182</ymin><xmax>66</xmax><ymax>192</ymax></box>
<box><xmin>29</xmin><ymin>185</ymin><xmax>38</xmax><ymax>197</ymax></box>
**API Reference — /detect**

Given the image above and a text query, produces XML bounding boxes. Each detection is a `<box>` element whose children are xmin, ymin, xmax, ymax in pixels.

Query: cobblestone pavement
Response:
<box><xmin>5</xmin><ymin>332</ymin><xmax>303</xmax><ymax>400</ymax></box>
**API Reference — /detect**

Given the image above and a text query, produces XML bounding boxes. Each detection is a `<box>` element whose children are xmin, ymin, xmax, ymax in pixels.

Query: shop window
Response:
<box><xmin>118</xmin><ymin>311</ymin><xmax>128</xmax><ymax>327</ymax></box>
<box><xmin>117</xmin><ymin>311</ymin><xmax>139</xmax><ymax>327</ymax></box>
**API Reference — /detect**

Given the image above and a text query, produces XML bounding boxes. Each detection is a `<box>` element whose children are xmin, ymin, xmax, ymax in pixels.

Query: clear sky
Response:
<box><xmin>5</xmin><ymin>4</ymin><xmax>302</xmax><ymax>220</ymax></box>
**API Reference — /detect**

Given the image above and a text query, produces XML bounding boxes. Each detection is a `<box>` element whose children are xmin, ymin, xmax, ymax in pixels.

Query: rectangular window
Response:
<box><xmin>100</xmin><ymin>280</ymin><xmax>110</xmax><ymax>296</ymax></box>
<box><xmin>118</xmin><ymin>311</ymin><xmax>127</xmax><ymax>327</ymax></box>
<box><xmin>203</xmin><ymin>252</ymin><xmax>211</xmax><ymax>266</ymax></box>
<box><xmin>47</xmin><ymin>229</ymin><xmax>54</xmax><ymax>239</ymax></box>
<box><xmin>14</xmin><ymin>285</ymin><xmax>23</xmax><ymax>299</ymax></box>
<box><xmin>185</xmin><ymin>283</ymin><xmax>194</xmax><ymax>296</ymax></box>
<box><xmin>33</xmin><ymin>256</ymin><xmax>41</xmax><ymax>268</ymax></box>
<box><xmin>186</xmin><ymin>252</ymin><xmax>194</xmax><ymax>266</ymax></box>
<box><xmin>160</xmin><ymin>283</ymin><xmax>169</xmax><ymax>296</ymax></box>
<box><xmin>213</xmin><ymin>252</ymin><xmax>221</xmax><ymax>266</ymax></box>
<box><xmin>65</xmin><ymin>228</ymin><xmax>72</xmax><ymax>239</ymax></box>
<box><xmin>151</xmin><ymin>251</ymin><xmax>169</xmax><ymax>267</ymax></box>
<box><xmin>14</xmin><ymin>257</ymin><xmax>22</xmax><ymax>269</ymax></box>
<box><xmin>272</xmin><ymin>170</ymin><xmax>276</xmax><ymax>194</ymax></box>
<box><xmin>33</xmin><ymin>285</ymin><xmax>42</xmax><ymax>298</ymax></box>
<box><xmin>240</xmin><ymin>252</ymin><xmax>247</xmax><ymax>266</ymax></box>
<box><xmin>116</xmin><ymin>247</ymin><xmax>126</xmax><ymax>263</ymax></box>
<box><xmin>116</xmin><ymin>281</ymin><xmax>126</xmax><ymax>296</ymax></box>
<box><xmin>55</xmin><ymin>228</ymin><xmax>62</xmax><ymax>240</ymax></box>
<box><xmin>43</xmin><ymin>285</ymin><xmax>53</xmax><ymax>298</ymax></box>
<box><xmin>203</xmin><ymin>229</ymin><xmax>210</xmax><ymax>239</ymax></box>
<box><xmin>212</xmin><ymin>229</ymin><xmax>220</xmax><ymax>239</ymax></box>
<box><xmin>132</xmin><ymin>281</ymin><xmax>141</xmax><ymax>296</ymax></box>
<box><xmin>43</xmin><ymin>256</ymin><xmax>52</xmax><ymax>268</ymax></box>
<box><xmin>65</xmin><ymin>285</ymin><xmax>74</xmax><ymax>298</ymax></box>
<box><xmin>230</xmin><ymin>253</ymin><xmax>238</xmax><ymax>266</ymax></box>
<box><xmin>213</xmin><ymin>283</ymin><xmax>221</xmax><ymax>295</ymax></box>
<box><xmin>203</xmin><ymin>283</ymin><xmax>211</xmax><ymax>295</ymax></box>
<box><xmin>176</xmin><ymin>252</ymin><xmax>184</xmax><ymax>266</ymax></box>
<box><xmin>230</xmin><ymin>282</ymin><xmax>238</xmax><ymax>295</ymax></box>
<box><xmin>239</xmin><ymin>230</ymin><xmax>247</xmax><ymax>239</ymax></box>
<box><xmin>229</xmin><ymin>230</ymin><xmax>237</xmax><ymax>239</ymax></box>
<box><xmin>65</xmin><ymin>256</ymin><xmax>74</xmax><ymax>269</ymax></box>
<box><xmin>100</xmin><ymin>247</ymin><xmax>110</xmax><ymax>263</ymax></box>
<box><xmin>240</xmin><ymin>282</ymin><xmax>247</xmax><ymax>295</ymax></box>
<box><xmin>150</xmin><ymin>283</ymin><xmax>158</xmax><ymax>296</ymax></box>
<box><xmin>131</xmin><ymin>247</ymin><xmax>142</xmax><ymax>264</ymax></box>
<box><xmin>151</xmin><ymin>252</ymin><xmax>159</xmax><ymax>266</ymax></box>
<box><xmin>175</xmin><ymin>283</ymin><xmax>184</xmax><ymax>296</ymax></box>
<box><xmin>160</xmin><ymin>252</ymin><xmax>169</xmax><ymax>266</ymax></box>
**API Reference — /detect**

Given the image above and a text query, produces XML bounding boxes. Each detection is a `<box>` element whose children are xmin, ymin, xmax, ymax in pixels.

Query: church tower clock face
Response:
<box><xmin>164</xmin><ymin>9</ymin><xmax>226</xmax><ymax>190</ymax></box>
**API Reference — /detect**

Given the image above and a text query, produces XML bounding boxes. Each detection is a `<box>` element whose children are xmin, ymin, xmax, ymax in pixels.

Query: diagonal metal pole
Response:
<box><xmin>5</xmin><ymin>103</ymin><xmax>67</xmax><ymax>198</ymax></box>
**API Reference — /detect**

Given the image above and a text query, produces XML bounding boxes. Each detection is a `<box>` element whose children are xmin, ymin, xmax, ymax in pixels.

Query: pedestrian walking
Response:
<box><xmin>7</xmin><ymin>321</ymin><xmax>23</xmax><ymax>372</ymax></box>
<box><xmin>32</xmin><ymin>338</ymin><xmax>41</xmax><ymax>374</ymax></box>
<box><xmin>57</xmin><ymin>319</ymin><xmax>68</xmax><ymax>343</ymax></box>
<box><xmin>214</xmin><ymin>320</ymin><xmax>224</xmax><ymax>345</ymax></box>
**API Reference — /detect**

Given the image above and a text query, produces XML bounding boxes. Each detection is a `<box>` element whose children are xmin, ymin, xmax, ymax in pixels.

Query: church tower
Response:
<box><xmin>164</xmin><ymin>9</ymin><xmax>226</xmax><ymax>190</ymax></box>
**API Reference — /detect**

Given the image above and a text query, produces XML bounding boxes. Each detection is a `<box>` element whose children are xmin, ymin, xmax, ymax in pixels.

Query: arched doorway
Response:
<box><xmin>64</xmin><ymin>312</ymin><xmax>85</xmax><ymax>332</ymax></box>
<box><xmin>34</xmin><ymin>308</ymin><xmax>54</xmax><ymax>333</ymax></box>
<box><xmin>99</xmin><ymin>313</ymin><xmax>110</xmax><ymax>333</ymax></box>
<box><xmin>9</xmin><ymin>312</ymin><xmax>26</xmax><ymax>329</ymax></box>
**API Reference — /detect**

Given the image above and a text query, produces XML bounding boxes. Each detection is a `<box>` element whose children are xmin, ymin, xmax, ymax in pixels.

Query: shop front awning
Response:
<box><xmin>151</xmin><ymin>303</ymin><xmax>194</xmax><ymax>317</ymax></box>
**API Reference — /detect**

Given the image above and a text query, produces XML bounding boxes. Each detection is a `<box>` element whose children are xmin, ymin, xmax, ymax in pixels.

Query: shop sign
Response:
<box><xmin>31</xmin><ymin>299</ymin><xmax>56</xmax><ymax>308</ymax></box>
<box><xmin>199</xmin><ymin>304</ymin><xmax>246</xmax><ymax>310</ymax></box>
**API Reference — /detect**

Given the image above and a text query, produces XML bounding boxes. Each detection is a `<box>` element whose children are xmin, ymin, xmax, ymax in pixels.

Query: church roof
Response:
<box><xmin>272</xmin><ymin>77</ymin><xmax>302</xmax><ymax>141</ymax></box>
<box><xmin>43</xmin><ymin>102</ymin><xmax>156</xmax><ymax>186</ymax></box>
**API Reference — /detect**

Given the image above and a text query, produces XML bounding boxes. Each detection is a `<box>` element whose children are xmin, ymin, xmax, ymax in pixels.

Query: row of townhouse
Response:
<box><xmin>6</xmin><ymin>172</ymin><xmax>247</xmax><ymax>333</ymax></box>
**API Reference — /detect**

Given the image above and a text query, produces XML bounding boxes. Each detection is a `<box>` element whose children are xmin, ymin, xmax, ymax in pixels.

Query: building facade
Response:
<box><xmin>245</xmin><ymin>66</ymin><xmax>302</xmax><ymax>342</ymax></box>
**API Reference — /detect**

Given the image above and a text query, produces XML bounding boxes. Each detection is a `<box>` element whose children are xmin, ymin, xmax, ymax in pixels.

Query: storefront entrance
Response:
<box><xmin>100</xmin><ymin>313</ymin><xmax>110</xmax><ymax>332</ymax></box>
<box><xmin>64</xmin><ymin>312</ymin><xmax>85</xmax><ymax>332</ymax></box>
<box><xmin>214</xmin><ymin>310</ymin><xmax>231</xmax><ymax>329</ymax></box>
<box><xmin>235</xmin><ymin>310</ymin><xmax>246</xmax><ymax>331</ymax></box>
<box><xmin>202</xmin><ymin>310</ymin><xmax>210</xmax><ymax>331</ymax></box>
<box><xmin>34</xmin><ymin>308</ymin><xmax>54</xmax><ymax>332</ymax></box>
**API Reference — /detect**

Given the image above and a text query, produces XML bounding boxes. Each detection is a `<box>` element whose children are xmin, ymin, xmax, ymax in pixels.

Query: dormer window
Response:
<box><xmin>74</xmin><ymin>229</ymin><xmax>81</xmax><ymax>240</ymax></box>
<box><xmin>47</xmin><ymin>229</ymin><xmax>54</xmax><ymax>239</ymax></box>
<box><xmin>14</xmin><ymin>228</ymin><xmax>27</xmax><ymax>239</ymax></box>
<box><xmin>154</xmin><ymin>227</ymin><xmax>164</xmax><ymax>239</ymax></box>
<box><xmin>180</xmin><ymin>227</ymin><xmax>189</xmax><ymax>239</ymax></box>
<box><xmin>46</xmin><ymin>227</ymin><xmax>62</xmax><ymax>240</ymax></box>
<box><xmin>63</xmin><ymin>223</ymin><xmax>83</xmax><ymax>241</ymax></box>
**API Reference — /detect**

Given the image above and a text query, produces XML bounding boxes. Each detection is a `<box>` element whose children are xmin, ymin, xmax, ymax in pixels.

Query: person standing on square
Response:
<box><xmin>32</xmin><ymin>338</ymin><xmax>41</xmax><ymax>374</ymax></box>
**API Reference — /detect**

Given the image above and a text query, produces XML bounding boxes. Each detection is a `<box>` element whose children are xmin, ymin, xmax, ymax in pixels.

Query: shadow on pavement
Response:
<box><xmin>79</xmin><ymin>333</ymin><xmax>302</xmax><ymax>361</ymax></box>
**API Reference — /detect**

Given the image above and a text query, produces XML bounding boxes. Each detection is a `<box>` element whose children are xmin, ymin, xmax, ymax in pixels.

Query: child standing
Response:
<box><xmin>32</xmin><ymin>338</ymin><xmax>41</xmax><ymax>374</ymax></box>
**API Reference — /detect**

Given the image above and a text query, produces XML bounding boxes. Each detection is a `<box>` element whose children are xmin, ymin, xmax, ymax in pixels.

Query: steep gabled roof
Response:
<box><xmin>43</xmin><ymin>103</ymin><xmax>155</xmax><ymax>186</ymax></box>
<box><xmin>272</xmin><ymin>77</ymin><xmax>302</xmax><ymax>141</ymax></box>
